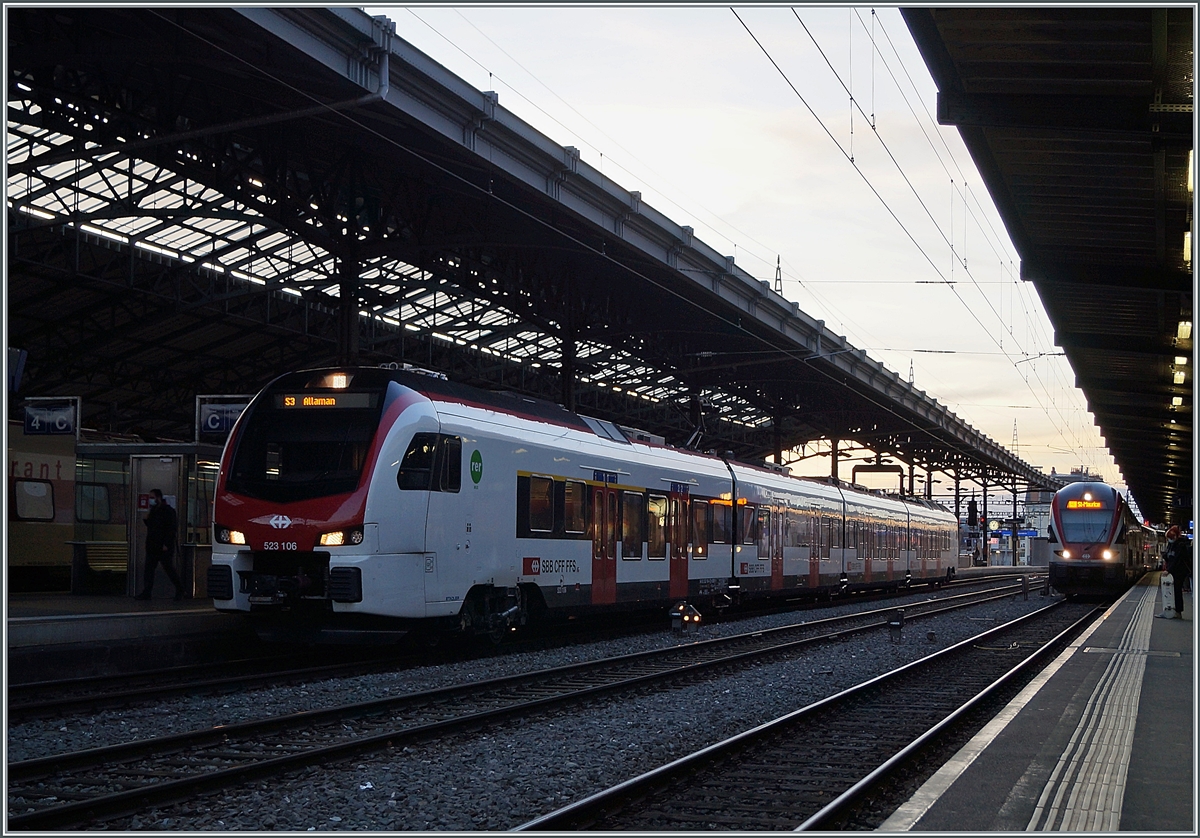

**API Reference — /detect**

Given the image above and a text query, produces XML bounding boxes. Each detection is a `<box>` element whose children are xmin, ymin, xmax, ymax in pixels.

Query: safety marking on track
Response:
<box><xmin>1025</xmin><ymin>583</ymin><xmax>1158</xmax><ymax>831</ymax></box>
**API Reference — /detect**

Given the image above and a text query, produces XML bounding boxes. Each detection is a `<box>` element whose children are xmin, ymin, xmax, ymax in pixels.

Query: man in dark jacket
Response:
<box><xmin>1162</xmin><ymin>525</ymin><xmax>1192</xmax><ymax>619</ymax></box>
<box><xmin>135</xmin><ymin>488</ymin><xmax>185</xmax><ymax>600</ymax></box>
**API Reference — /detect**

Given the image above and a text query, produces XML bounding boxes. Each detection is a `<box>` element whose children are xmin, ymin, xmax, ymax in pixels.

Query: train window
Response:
<box><xmin>828</xmin><ymin>517</ymin><xmax>841</xmax><ymax>550</ymax></box>
<box><xmin>76</xmin><ymin>483</ymin><xmax>111</xmax><ymax>523</ymax></box>
<box><xmin>691</xmin><ymin>501</ymin><xmax>708</xmax><ymax>557</ymax></box>
<box><xmin>13</xmin><ymin>479</ymin><xmax>55</xmax><ymax>521</ymax></box>
<box><xmin>647</xmin><ymin>495</ymin><xmax>667</xmax><ymax>559</ymax></box>
<box><xmin>397</xmin><ymin>433</ymin><xmax>438</xmax><ymax>490</ymax></box>
<box><xmin>757</xmin><ymin>509</ymin><xmax>771</xmax><ymax>552</ymax></box>
<box><xmin>528</xmin><ymin>477</ymin><xmax>554</xmax><ymax>532</ymax></box>
<box><xmin>563</xmin><ymin>481</ymin><xmax>586</xmax><ymax>533</ymax></box>
<box><xmin>228</xmin><ymin>396</ymin><xmax>382</xmax><ymax>503</ymax></box>
<box><xmin>622</xmin><ymin>492</ymin><xmax>644</xmax><ymax>559</ymax></box>
<box><xmin>741</xmin><ymin>506</ymin><xmax>757</xmax><ymax>545</ymax></box>
<box><xmin>437</xmin><ymin>436</ymin><xmax>462</xmax><ymax>493</ymax></box>
<box><xmin>606</xmin><ymin>491</ymin><xmax>617</xmax><ymax>547</ymax></box>
<box><xmin>710</xmin><ymin>502</ymin><xmax>732</xmax><ymax>544</ymax></box>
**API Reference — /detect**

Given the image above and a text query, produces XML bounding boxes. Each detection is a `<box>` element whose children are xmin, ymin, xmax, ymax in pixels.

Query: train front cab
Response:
<box><xmin>1048</xmin><ymin>482</ymin><xmax>1141</xmax><ymax>597</ymax></box>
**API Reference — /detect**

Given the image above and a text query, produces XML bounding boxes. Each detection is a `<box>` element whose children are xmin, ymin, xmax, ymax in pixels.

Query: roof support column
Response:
<box><xmin>561</xmin><ymin>326</ymin><xmax>576</xmax><ymax>412</ymax></box>
<box><xmin>831</xmin><ymin>438</ymin><xmax>840</xmax><ymax>483</ymax></box>
<box><xmin>1012</xmin><ymin>479</ymin><xmax>1020</xmax><ymax>566</ymax></box>
<box><xmin>954</xmin><ymin>471</ymin><xmax>961</xmax><ymax>522</ymax></box>
<box><xmin>337</xmin><ymin>255</ymin><xmax>359</xmax><ymax>366</ymax></box>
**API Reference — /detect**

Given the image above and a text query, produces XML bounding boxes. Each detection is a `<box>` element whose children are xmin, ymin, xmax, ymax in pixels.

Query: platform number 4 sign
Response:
<box><xmin>24</xmin><ymin>402</ymin><xmax>76</xmax><ymax>436</ymax></box>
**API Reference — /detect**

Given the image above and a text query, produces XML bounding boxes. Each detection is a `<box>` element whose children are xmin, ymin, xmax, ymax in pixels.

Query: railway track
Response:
<box><xmin>7</xmin><ymin>581</ymin><xmax>1034</xmax><ymax>829</ymax></box>
<box><xmin>10</xmin><ymin>572</ymin><xmax>1038</xmax><ymax>723</ymax></box>
<box><xmin>515</xmin><ymin>600</ymin><xmax>1099</xmax><ymax>831</ymax></box>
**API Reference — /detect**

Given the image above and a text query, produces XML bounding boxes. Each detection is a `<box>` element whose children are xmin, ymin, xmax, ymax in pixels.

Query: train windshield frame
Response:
<box><xmin>225</xmin><ymin>390</ymin><xmax>384</xmax><ymax>503</ymax></box>
<box><xmin>1059</xmin><ymin>508</ymin><xmax>1113</xmax><ymax>544</ymax></box>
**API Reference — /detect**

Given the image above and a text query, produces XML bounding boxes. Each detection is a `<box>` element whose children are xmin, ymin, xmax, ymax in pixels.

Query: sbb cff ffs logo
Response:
<box><xmin>270</xmin><ymin>515</ymin><xmax>293</xmax><ymax>529</ymax></box>
<box><xmin>523</xmin><ymin>557</ymin><xmax>540</xmax><ymax>575</ymax></box>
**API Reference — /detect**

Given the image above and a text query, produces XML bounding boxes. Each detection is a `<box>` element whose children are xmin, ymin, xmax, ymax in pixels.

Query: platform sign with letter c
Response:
<box><xmin>23</xmin><ymin>401</ymin><xmax>77</xmax><ymax>436</ymax></box>
<box><xmin>196</xmin><ymin>396</ymin><xmax>250</xmax><ymax>442</ymax></box>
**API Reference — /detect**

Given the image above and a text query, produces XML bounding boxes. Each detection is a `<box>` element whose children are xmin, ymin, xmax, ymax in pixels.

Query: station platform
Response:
<box><xmin>7</xmin><ymin>593</ymin><xmax>255</xmax><ymax>683</ymax></box>
<box><xmin>882</xmin><ymin>572</ymin><xmax>1194</xmax><ymax>832</ymax></box>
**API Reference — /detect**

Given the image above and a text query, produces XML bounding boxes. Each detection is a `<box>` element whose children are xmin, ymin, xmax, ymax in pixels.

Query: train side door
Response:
<box><xmin>591</xmin><ymin>485</ymin><xmax>617</xmax><ymax>604</ymax></box>
<box><xmin>762</xmin><ymin>508</ymin><xmax>783</xmax><ymax>590</ymax></box>
<box><xmin>668</xmin><ymin>490</ymin><xmax>689</xmax><ymax>598</ymax></box>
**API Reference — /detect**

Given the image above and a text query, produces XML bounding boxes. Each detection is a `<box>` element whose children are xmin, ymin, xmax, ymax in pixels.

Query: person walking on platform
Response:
<box><xmin>135</xmin><ymin>488</ymin><xmax>185</xmax><ymax>601</ymax></box>
<box><xmin>1160</xmin><ymin>525</ymin><xmax>1191</xmax><ymax>619</ymax></box>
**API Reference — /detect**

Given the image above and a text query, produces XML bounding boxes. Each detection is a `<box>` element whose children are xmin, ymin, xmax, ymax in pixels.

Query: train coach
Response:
<box><xmin>1047</xmin><ymin>481</ymin><xmax>1149</xmax><ymax>597</ymax></box>
<box><xmin>207</xmin><ymin>367</ymin><xmax>960</xmax><ymax>639</ymax></box>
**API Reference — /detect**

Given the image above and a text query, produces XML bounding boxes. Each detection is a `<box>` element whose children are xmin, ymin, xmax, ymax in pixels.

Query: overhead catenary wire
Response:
<box><xmin>864</xmin><ymin>10</ymin><xmax>1094</xmax><ymax>453</ymax></box>
<box><xmin>408</xmin><ymin>8</ymin><xmax>808</xmax><ymax>294</ymax></box>
<box><xmin>136</xmin><ymin>8</ymin><xmax>1034</xmax><ymax>478</ymax></box>
<box><xmin>406</xmin><ymin>8</ymin><xmax>894</xmax><ymax>380</ymax></box>
<box><xmin>785</xmin><ymin>9</ymin><xmax>1097</xmax><ymax>465</ymax></box>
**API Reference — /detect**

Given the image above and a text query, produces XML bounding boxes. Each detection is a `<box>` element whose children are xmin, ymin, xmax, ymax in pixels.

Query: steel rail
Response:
<box><xmin>10</xmin><ymin>572</ymin><xmax>1034</xmax><ymax>722</ymax></box>
<box><xmin>7</xmin><ymin>583</ymin><xmax>1027</xmax><ymax>830</ymax></box>
<box><xmin>795</xmin><ymin>605</ymin><xmax>1098</xmax><ymax>830</ymax></box>
<box><xmin>514</xmin><ymin>601</ymin><xmax>1098</xmax><ymax>831</ymax></box>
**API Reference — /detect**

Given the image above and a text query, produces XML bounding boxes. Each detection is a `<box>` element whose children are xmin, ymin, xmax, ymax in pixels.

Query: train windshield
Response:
<box><xmin>1059</xmin><ymin>509</ymin><xmax>1112</xmax><ymax>544</ymax></box>
<box><xmin>225</xmin><ymin>391</ymin><xmax>384</xmax><ymax>503</ymax></box>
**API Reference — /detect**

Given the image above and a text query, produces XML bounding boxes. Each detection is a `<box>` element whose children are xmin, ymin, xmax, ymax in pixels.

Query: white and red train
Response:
<box><xmin>207</xmin><ymin>367</ymin><xmax>960</xmax><ymax>638</ymax></box>
<box><xmin>1048</xmin><ymin>480</ymin><xmax>1150</xmax><ymax>596</ymax></box>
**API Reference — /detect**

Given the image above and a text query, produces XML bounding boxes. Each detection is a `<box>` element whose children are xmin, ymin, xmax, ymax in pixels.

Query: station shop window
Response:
<box><xmin>75</xmin><ymin>482</ymin><xmax>111</xmax><ymax>523</ymax></box>
<box><xmin>647</xmin><ymin>495</ymin><xmax>667</xmax><ymax>559</ymax></box>
<box><xmin>529</xmin><ymin>476</ymin><xmax>554</xmax><ymax>532</ymax></box>
<box><xmin>563</xmin><ymin>480</ymin><xmax>586</xmax><ymax>533</ymax></box>
<box><xmin>621</xmin><ymin>491</ymin><xmax>644</xmax><ymax>559</ymax></box>
<box><xmin>13</xmin><ymin>479</ymin><xmax>55</xmax><ymax>521</ymax></box>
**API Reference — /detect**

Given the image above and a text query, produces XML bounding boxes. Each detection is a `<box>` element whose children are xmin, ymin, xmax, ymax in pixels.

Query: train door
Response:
<box><xmin>423</xmin><ymin>435</ymin><xmax>465</xmax><ymax>605</ymax></box>
<box><xmin>591</xmin><ymin>485</ymin><xmax>617</xmax><ymax>604</ymax></box>
<box><xmin>812</xmin><ymin>512</ymin><xmax>824</xmax><ymax>587</ymax></box>
<box><xmin>128</xmin><ymin>454</ymin><xmax>184</xmax><ymax>597</ymax></box>
<box><xmin>761</xmin><ymin>508</ymin><xmax>783</xmax><ymax>590</ymax></box>
<box><xmin>668</xmin><ymin>490</ymin><xmax>689</xmax><ymax>598</ymax></box>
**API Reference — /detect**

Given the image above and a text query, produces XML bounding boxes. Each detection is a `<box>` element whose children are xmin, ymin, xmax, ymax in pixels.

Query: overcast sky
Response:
<box><xmin>367</xmin><ymin>6</ymin><xmax>1128</xmax><ymax>505</ymax></box>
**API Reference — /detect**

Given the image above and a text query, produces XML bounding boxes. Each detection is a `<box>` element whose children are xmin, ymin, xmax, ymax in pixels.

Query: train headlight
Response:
<box><xmin>1102</xmin><ymin>549</ymin><xmax>1113</xmax><ymax>560</ymax></box>
<box><xmin>1061</xmin><ymin>550</ymin><xmax>1071</xmax><ymax>559</ymax></box>
<box><xmin>319</xmin><ymin>527</ymin><xmax>364</xmax><ymax>547</ymax></box>
<box><xmin>215</xmin><ymin>526</ymin><xmax>246</xmax><ymax>545</ymax></box>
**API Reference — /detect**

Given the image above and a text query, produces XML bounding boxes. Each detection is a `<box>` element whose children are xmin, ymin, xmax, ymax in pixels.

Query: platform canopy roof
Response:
<box><xmin>8</xmin><ymin>6</ymin><xmax>1057</xmax><ymax>494</ymax></box>
<box><xmin>904</xmin><ymin>7</ymin><xmax>1194</xmax><ymax>524</ymax></box>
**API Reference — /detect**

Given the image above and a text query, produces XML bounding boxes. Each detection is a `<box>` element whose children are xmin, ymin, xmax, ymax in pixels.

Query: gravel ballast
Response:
<box><xmin>11</xmin><ymin>588</ymin><xmax>1055</xmax><ymax>830</ymax></box>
